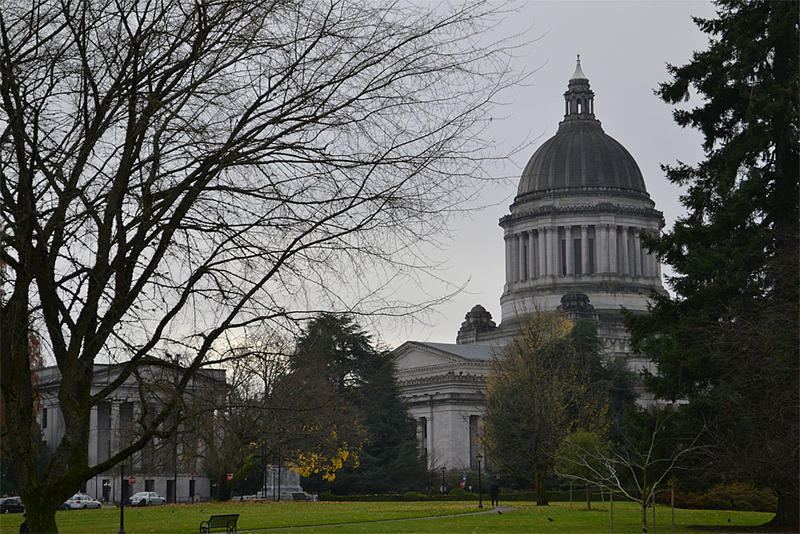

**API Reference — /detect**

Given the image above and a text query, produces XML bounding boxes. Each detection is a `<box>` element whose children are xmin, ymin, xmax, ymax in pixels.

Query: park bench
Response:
<box><xmin>199</xmin><ymin>513</ymin><xmax>239</xmax><ymax>534</ymax></box>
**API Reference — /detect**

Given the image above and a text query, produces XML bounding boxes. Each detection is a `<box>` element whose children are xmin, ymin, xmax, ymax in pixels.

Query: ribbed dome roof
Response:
<box><xmin>517</xmin><ymin>120</ymin><xmax>647</xmax><ymax>197</ymax></box>
<box><xmin>516</xmin><ymin>57</ymin><xmax>648</xmax><ymax>199</ymax></box>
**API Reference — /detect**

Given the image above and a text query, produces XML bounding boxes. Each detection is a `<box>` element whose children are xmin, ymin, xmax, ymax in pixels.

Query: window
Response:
<box><xmin>42</xmin><ymin>408</ymin><xmax>48</xmax><ymax>429</ymax></box>
<box><xmin>145</xmin><ymin>479</ymin><xmax>155</xmax><ymax>492</ymax></box>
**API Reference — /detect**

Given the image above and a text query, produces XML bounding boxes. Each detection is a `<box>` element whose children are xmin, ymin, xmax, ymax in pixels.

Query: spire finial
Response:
<box><xmin>571</xmin><ymin>54</ymin><xmax>587</xmax><ymax>80</ymax></box>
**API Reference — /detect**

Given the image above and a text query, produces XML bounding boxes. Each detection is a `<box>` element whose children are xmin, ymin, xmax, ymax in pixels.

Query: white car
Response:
<box><xmin>66</xmin><ymin>493</ymin><xmax>102</xmax><ymax>509</ymax></box>
<box><xmin>128</xmin><ymin>491</ymin><xmax>166</xmax><ymax>506</ymax></box>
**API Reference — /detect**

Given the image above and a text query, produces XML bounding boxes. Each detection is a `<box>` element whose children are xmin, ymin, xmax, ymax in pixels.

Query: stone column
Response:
<box><xmin>620</xmin><ymin>227</ymin><xmax>630</xmax><ymax>275</ymax></box>
<box><xmin>518</xmin><ymin>233</ymin><xmax>527</xmax><ymax>281</ymax></box>
<box><xmin>538</xmin><ymin>228</ymin><xmax>547</xmax><ymax>276</ymax></box>
<box><xmin>510</xmin><ymin>234</ymin><xmax>519</xmax><ymax>282</ymax></box>
<box><xmin>504</xmin><ymin>235</ymin><xmax>512</xmax><ymax>284</ymax></box>
<box><xmin>656</xmin><ymin>254</ymin><xmax>662</xmax><ymax>280</ymax></box>
<box><xmin>581</xmin><ymin>225</ymin><xmax>589</xmax><ymax>275</ymax></box>
<box><xmin>644</xmin><ymin>230</ymin><xmax>657</xmax><ymax>278</ymax></box>
<box><xmin>633</xmin><ymin>230</ymin><xmax>642</xmax><ymax>277</ymax></box>
<box><xmin>565</xmin><ymin>226</ymin><xmax>574</xmax><ymax>276</ymax></box>
<box><xmin>597</xmin><ymin>224</ymin><xmax>607</xmax><ymax>273</ymax></box>
<box><xmin>608</xmin><ymin>225</ymin><xmax>618</xmax><ymax>274</ymax></box>
<box><xmin>646</xmin><ymin>231</ymin><xmax>657</xmax><ymax>277</ymax></box>
<box><xmin>549</xmin><ymin>226</ymin><xmax>559</xmax><ymax>276</ymax></box>
<box><xmin>426</xmin><ymin>416</ymin><xmax>434</xmax><ymax>469</ymax></box>
<box><xmin>88</xmin><ymin>405</ymin><xmax>98</xmax><ymax>467</ymax></box>
<box><xmin>110</xmin><ymin>401</ymin><xmax>121</xmax><ymax>458</ymax></box>
<box><xmin>528</xmin><ymin>231</ymin><xmax>537</xmax><ymax>279</ymax></box>
<box><xmin>649</xmin><ymin>246</ymin><xmax>658</xmax><ymax>278</ymax></box>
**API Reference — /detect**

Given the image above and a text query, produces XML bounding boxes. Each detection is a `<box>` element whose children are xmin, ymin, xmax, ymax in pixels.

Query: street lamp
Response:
<box><xmin>118</xmin><ymin>460</ymin><xmax>126</xmax><ymax>534</ymax></box>
<box><xmin>475</xmin><ymin>453</ymin><xmax>483</xmax><ymax>509</ymax></box>
<box><xmin>440</xmin><ymin>466</ymin><xmax>446</xmax><ymax>495</ymax></box>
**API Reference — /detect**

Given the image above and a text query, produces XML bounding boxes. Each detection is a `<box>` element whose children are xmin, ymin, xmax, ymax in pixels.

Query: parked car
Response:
<box><xmin>128</xmin><ymin>491</ymin><xmax>166</xmax><ymax>506</ymax></box>
<box><xmin>0</xmin><ymin>496</ymin><xmax>25</xmax><ymax>514</ymax></box>
<box><xmin>66</xmin><ymin>493</ymin><xmax>102</xmax><ymax>509</ymax></box>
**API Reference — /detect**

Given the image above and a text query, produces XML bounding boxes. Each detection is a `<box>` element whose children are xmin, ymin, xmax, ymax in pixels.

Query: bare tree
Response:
<box><xmin>554</xmin><ymin>411</ymin><xmax>703</xmax><ymax>533</ymax></box>
<box><xmin>0</xmin><ymin>0</ymin><xmax>521</xmax><ymax>530</ymax></box>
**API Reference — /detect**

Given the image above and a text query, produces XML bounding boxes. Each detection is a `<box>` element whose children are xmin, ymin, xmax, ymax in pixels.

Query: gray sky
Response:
<box><xmin>381</xmin><ymin>0</ymin><xmax>716</xmax><ymax>347</ymax></box>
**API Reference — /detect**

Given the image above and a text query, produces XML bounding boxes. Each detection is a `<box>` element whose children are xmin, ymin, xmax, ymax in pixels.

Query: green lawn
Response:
<box><xmin>0</xmin><ymin>500</ymin><xmax>775</xmax><ymax>534</ymax></box>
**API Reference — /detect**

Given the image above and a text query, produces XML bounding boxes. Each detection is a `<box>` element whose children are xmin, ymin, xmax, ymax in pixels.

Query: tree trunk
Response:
<box><xmin>768</xmin><ymin>490</ymin><xmax>800</xmax><ymax>530</ymax></box>
<box><xmin>534</xmin><ymin>468</ymin><xmax>548</xmax><ymax>505</ymax></box>
<box><xmin>23</xmin><ymin>492</ymin><xmax>60</xmax><ymax>534</ymax></box>
<box><xmin>641</xmin><ymin>501</ymin><xmax>648</xmax><ymax>533</ymax></box>
<box><xmin>586</xmin><ymin>484</ymin><xmax>591</xmax><ymax>511</ymax></box>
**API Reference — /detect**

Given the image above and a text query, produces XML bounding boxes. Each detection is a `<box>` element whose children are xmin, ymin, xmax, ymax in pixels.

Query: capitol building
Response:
<box><xmin>394</xmin><ymin>58</ymin><xmax>666</xmax><ymax>471</ymax></box>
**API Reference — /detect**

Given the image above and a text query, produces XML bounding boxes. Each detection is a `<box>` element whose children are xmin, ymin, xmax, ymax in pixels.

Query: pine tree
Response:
<box><xmin>293</xmin><ymin>314</ymin><xmax>424</xmax><ymax>493</ymax></box>
<box><xmin>626</xmin><ymin>1</ymin><xmax>799</xmax><ymax>527</ymax></box>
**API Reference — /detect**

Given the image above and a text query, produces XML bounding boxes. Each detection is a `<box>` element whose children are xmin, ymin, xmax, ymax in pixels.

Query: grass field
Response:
<box><xmin>0</xmin><ymin>500</ymin><xmax>775</xmax><ymax>533</ymax></box>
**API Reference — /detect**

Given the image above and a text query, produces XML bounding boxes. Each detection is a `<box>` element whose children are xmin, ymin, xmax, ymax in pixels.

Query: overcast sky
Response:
<box><xmin>380</xmin><ymin>0</ymin><xmax>717</xmax><ymax>348</ymax></box>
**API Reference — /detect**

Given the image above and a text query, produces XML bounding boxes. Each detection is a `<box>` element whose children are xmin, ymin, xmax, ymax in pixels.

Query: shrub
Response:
<box><xmin>656</xmin><ymin>482</ymin><xmax>776</xmax><ymax>512</ymax></box>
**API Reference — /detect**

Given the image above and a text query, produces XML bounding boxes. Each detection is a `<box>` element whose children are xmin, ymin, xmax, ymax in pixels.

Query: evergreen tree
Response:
<box><xmin>626</xmin><ymin>1</ymin><xmax>799</xmax><ymax>527</ymax></box>
<box><xmin>328</xmin><ymin>354</ymin><xmax>424</xmax><ymax>493</ymax></box>
<box><xmin>570</xmin><ymin>319</ymin><xmax>637</xmax><ymax>443</ymax></box>
<box><xmin>293</xmin><ymin>314</ymin><xmax>423</xmax><ymax>493</ymax></box>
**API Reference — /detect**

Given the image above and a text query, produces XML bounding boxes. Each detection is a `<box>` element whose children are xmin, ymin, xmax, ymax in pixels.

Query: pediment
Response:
<box><xmin>393</xmin><ymin>341</ymin><xmax>494</xmax><ymax>374</ymax></box>
<box><xmin>395</xmin><ymin>347</ymin><xmax>458</xmax><ymax>372</ymax></box>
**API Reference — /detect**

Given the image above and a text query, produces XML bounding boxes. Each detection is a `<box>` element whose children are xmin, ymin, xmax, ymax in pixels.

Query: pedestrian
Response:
<box><xmin>489</xmin><ymin>481</ymin><xmax>499</xmax><ymax>507</ymax></box>
<box><xmin>19</xmin><ymin>513</ymin><xmax>29</xmax><ymax>534</ymax></box>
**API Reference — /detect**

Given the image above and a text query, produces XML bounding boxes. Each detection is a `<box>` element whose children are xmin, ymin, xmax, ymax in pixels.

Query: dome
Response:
<box><xmin>517</xmin><ymin>120</ymin><xmax>647</xmax><ymax>197</ymax></box>
<box><xmin>516</xmin><ymin>57</ymin><xmax>648</xmax><ymax>199</ymax></box>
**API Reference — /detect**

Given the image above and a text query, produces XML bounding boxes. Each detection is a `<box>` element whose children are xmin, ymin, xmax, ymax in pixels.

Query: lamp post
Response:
<box><xmin>440</xmin><ymin>466</ymin><xmax>446</xmax><ymax>495</ymax></box>
<box><xmin>476</xmin><ymin>453</ymin><xmax>483</xmax><ymax>509</ymax></box>
<box><xmin>118</xmin><ymin>460</ymin><xmax>126</xmax><ymax>534</ymax></box>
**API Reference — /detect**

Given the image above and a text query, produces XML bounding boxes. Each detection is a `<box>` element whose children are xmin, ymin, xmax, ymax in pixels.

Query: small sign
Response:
<box><xmin>128</xmin><ymin>476</ymin><xmax>136</xmax><ymax>484</ymax></box>
<box><xmin>226</xmin><ymin>473</ymin><xmax>233</xmax><ymax>481</ymax></box>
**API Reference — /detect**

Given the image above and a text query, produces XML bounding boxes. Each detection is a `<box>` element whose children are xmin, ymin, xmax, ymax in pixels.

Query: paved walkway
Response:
<box><xmin>238</xmin><ymin>506</ymin><xmax>517</xmax><ymax>532</ymax></box>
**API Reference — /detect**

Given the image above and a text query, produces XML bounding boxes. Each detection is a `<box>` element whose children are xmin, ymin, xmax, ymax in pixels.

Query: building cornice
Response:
<box><xmin>512</xmin><ymin>186</ymin><xmax>654</xmax><ymax>205</ymax></box>
<box><xmin>396</xmin><ymin>370</ymin><xmax>488</xmax><ymax>387</ymax></box>
<box><xmin>500</xmin><ymin>202</ymin><xmax>664</xmax><ymax>227</ymax></box>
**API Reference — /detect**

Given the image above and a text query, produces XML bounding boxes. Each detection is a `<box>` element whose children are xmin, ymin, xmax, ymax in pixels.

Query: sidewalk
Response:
<box><xmin>239</xmin><ymin>506</ymin><xmax>517</xmax><ymax>532</ymax></box>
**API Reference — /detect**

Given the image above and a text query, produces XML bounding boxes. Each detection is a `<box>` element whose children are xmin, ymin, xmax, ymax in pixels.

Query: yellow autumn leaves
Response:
<box><xmin>291</xmin><ymin>425</ymin><xmax>363</xmax><ymax>481</ymax></box>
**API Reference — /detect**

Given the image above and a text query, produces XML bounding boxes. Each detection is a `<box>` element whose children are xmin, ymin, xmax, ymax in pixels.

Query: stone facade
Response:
<box><xmin>393</xmin><ymin>342</ymin><xmax>499</xmax><ymax>470</ymax></box>
<box><xmin>35</xmin><ymin>362</ymin><xmax>226</xmax><ymax>503</ymax></box>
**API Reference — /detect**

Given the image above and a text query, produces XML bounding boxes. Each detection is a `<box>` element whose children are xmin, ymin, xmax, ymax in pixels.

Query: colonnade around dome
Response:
<box><xmin>503</xmin><ymin>223</ymin><xmax>661</xmax><ymax>284</ymax></box>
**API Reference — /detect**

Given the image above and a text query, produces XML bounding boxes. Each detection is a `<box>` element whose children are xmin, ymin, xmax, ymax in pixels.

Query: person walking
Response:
<box><xmin>489</xmin><ymin>481</ymin><xmax>500</xmax><ymax>507</ymax></box>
